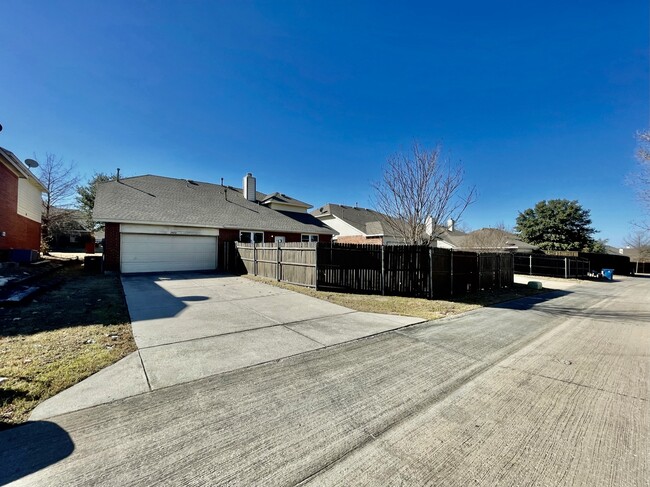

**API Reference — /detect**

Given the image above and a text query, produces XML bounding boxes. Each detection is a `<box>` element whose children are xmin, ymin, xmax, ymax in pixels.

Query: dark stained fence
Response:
<box><xmin>579</xmin><ymin>252</ymin><xmax>632</xmax><ymax>275</ymax></box>
<box><xmin>632</xmin><ymin>261</ymin><xmax>650</xmax><ymax>274</ymax></box>
<box><xmin>223</xmin><ymin>241</ymin><xmax>245</xmax><ymax>274</ymax></box>
<box><xmin>316</xmin><ymin>243</ymin><xmax>383</xmax><ymax>294</ymax></box>
<box><xmin>384</xmin><ymin>245</ymin><xmax>431</xmax><ymax>297</ymax></box>
<box><xmin>519</xmin><ymin>251</ymin><xmax>633</xmax><ymax>277</ymax></box>
<box><xmin>316</xmin><ymin>243</ymin><xmax>514</xmax><ymax>298</ymax></box>
<box><xmin>514</xmin><ymin>253</ymin><xmax>589</xmax><ymax>278</ymax></box>
<box><xmin>449</xmin><ymin>251</ymin><xmax>478</xmax><ymax>295</ymax></box>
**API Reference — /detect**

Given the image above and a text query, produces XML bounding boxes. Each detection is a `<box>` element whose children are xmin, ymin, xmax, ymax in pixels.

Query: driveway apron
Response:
<box><xmin>31</xmin><ymin>272</ymin><xmax>422</xmax><ymax>419</ymax></box>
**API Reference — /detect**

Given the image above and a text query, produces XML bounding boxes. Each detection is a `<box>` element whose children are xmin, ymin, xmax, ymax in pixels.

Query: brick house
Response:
<box><xmin>0</xmin><ymin>147</ymin><xmax>47</xmax><ymax>254</ymax></box>
<box><xmin>93</xmin><ymin>173</ymin><xmax>334</xmax><ymax>273</ymax></box>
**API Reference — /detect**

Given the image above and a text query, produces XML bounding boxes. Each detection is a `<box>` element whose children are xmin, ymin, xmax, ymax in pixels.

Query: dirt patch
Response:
<box><xmin>245</xmin><ymin>275</ymin><xmax>548</xmax><ymax>321</ymax></box>
<box><xmin>0</xmin><ymin>263</ymin><xmax>136</xmax><ymax>428</ymax></box>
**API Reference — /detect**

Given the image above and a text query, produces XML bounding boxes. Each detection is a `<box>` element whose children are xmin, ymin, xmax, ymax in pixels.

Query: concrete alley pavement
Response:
<box><xmin>3</xmin><ymin>276</ymin><xmax>648</xmax><ymax>486</ymax></box>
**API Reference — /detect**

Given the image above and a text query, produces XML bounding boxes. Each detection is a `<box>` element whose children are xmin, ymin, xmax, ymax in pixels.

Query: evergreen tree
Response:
<box><xmin>76</xmin><ymin>173</ymin><xmax>113</xmax><ymax>231</ymax></box>
<box><xmin>515</xmin><ymin>199</ymin><xmax>597</xmax><ymax>251</ymax></box>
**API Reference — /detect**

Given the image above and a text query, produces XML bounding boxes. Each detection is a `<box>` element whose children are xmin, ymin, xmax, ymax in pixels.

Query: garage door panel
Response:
<box><xmin>121</xmin><ymin>234</ymin><xmax>217</xmax><ymax>273</ymax></box>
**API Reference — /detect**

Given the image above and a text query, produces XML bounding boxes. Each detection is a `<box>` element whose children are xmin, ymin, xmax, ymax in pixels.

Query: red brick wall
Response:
<box><xmin>0</xmin><ymin>163</ymin><xmax>42</xmax><ymax>251</ymax></box>
<box><xmin>103</xmin><ymin>223</ymin><xmax>121</xmax><ymax>272</ymax></box>
<box><xmin>335</xmin><ymin>235</ymin><xmax>383</xmax><ymax>245</ymax></box>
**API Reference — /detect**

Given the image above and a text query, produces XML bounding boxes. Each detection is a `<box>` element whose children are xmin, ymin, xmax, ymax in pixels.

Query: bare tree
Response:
<box><xmin>372</xmin><ymin>142</ymin><xmax>476</xmax><ymax>244</ymax></box>
<box><xmin>37</xmin><ymin>153</ymin><xmax>80</xmax><ymax>249</ymax></box>
<box><xmin>624</xmin><ymin>230</ymin><xmax>650</xmax><ymax>273</ymax></box>
<box><xmin>633</xmin><ymin>131</ymin><xmax>650</xmax><ymax>229</ymax></box>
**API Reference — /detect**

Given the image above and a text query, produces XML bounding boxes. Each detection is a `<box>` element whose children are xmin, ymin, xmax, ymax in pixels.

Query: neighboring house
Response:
<box><xmin>93</xmin><ymin>173</ymin><xmax>334</xmax><ymax>273</ymax></box>
<box><xmin>438</xmin><ymin>227</ymin><xmax>538</xmax><ymax>253</ymax></box>
<box><xmin>311</xmin><ymin>204</ymin><xmax>406</xmax><ymax>244</ymax></box>
<box><xmin>614</xmin><ymin>245</ymin><xmax>650</xmax><ymax>264</ymax></box>
<box><xmin>0</xmin><ymin>147</ymin><xmax>47</xmax><ymax>253</ymax></box>
<box><xmin>48</xmin><ymin>207</ymin><xmax>94</xmax><ymax>249</ymax></box>
<box><xmin>312</xmin><ymin>203</ymin><xmax>473</xmax><ymax>248</ymax></box>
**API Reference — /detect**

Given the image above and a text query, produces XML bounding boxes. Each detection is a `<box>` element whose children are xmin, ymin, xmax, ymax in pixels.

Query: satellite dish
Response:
<box><xmin>25</xmin><ymin>158</ymin><xmax>39</xmax><ymax>168</ymax></box>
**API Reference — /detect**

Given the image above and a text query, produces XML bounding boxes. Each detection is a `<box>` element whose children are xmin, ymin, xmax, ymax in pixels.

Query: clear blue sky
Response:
<box><xmin>1</xmin><ymin>1</ymin><xmax>647</xmax><ymax>246</ymax></box>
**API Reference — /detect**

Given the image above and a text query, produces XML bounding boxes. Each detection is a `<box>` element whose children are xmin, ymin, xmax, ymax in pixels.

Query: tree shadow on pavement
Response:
<box><xmin>0</xmin><ymin>420</ymin><xmax>74</xmax><ymax>484</ymax></box>
<box><xmin>490</xmin><ymin>290</ymin><xmax>571</xmax><ymax>311</ymax></box>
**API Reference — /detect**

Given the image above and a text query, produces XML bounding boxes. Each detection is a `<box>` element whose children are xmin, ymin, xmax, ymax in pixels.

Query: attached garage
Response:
<box><xmin>120</xmin><ymin>226</ymin><xmax>218</xmax><ymax>273</ymax></box>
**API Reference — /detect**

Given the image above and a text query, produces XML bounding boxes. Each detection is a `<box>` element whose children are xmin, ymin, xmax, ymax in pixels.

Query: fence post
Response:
<box><xmin>253</xmin><ymin>242</ymin><xmax>257</xmax><ymax>276</ymax></box>
<box><xmin>314</xmin><ymin>242</ymin><xmax>319</xmax><ymax>291</ymax></box>
<box><xmin>450</xmin><ymin>250</ymin><xmax>454</xmax><ymax>297</ymax></box>
<box><xmin>529</xmin><ymin>254</ymin><xmax>532</xmax><ymax>275</ymax></box>
<box><xmin>564</xmin><ymin>257</ymin><xmax>568</xmax><ymax>279</ymax></box>
<box><xmin>381</xmin><ymin>245</ymin><xmax>385</xmax><ymax>296</ymax></box>
<box><xmin>428</xmin><ymin>247</ymin><xmax>433</xmax><ymax>299</ymax></box>
<box><xmin>276</xmin><ymin>241</ymin><xmax>281</xmax><ymax>281</ymax></box>
<box><xmin>498</xmin><ymin>254</ymin><xmax>502</xmax><ymax>289</ymax></box>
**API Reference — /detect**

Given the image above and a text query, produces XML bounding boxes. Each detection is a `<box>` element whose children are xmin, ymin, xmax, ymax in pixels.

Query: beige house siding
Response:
<box><xmin>17</xmin><ymin>178</ymin><xmax>43</xmax><ymax>223</ymax></box>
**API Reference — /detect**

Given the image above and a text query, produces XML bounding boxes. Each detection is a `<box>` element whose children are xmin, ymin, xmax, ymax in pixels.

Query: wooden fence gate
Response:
<box><xmin>235</xmin><ymin>242</ymin><xmax>317</xmax><ymax>287</ymax></box>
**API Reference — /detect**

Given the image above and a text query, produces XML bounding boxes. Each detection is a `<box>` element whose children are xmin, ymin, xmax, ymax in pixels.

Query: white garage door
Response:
<box><xmin>121</xmin><ymin>234</ymin><xmax>217</xmax><ymax>273</ymax></box>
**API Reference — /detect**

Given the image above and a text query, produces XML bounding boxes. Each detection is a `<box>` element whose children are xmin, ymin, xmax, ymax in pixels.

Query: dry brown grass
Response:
<box><xmin>0</xmin><ymin>264</ymin><xmax>136</xmax><ymax>427</ymax></box>
<box><xmin>245</xmin><ymin>275</ymin><xmax>547</xmax><ymax>321</ymax></box>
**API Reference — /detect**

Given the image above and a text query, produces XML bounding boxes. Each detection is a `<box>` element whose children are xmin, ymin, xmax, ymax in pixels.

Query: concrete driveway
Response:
<box><xmin>31</xmin><ymin>272</ymin><xmax>422</xmax><ymax>419</ymax></box>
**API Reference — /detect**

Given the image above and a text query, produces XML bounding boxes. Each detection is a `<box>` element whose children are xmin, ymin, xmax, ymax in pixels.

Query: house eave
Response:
<box><xmin>97</xmin><ymin>217</ymin><xmax>335</xmax><ymax>235</ymax></box>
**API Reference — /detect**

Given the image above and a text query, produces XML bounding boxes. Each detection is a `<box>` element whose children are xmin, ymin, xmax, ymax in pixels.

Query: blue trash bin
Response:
<box><xmin>601</xmin><ymin>268</ymin><xmax>614</xmax><ymax>280</ymax></box>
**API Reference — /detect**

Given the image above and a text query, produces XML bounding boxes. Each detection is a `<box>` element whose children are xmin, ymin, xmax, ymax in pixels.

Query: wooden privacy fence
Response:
<box><xmin>228</xmin><ymin>242</ymin><xmax>513</xmax><ymax>298</ymax></box>
<box><xmin>316</xmin><ymin>244</ymin><xmax>514</xmax><ymax>298</ymax></box>
<box><xmin>544</xmin><ymin>251</ymin><xmax>632</xmax><ymax>275</ymax></box>
<box><xmin>235</xmin><ymin>242</ymin><xmax>317</xmax><ymax>287</ymax></box>
<box><xmin>513</xmin><ymin>254</ymin><xmax>589</xmax><ymax>278</ymax></box>
<box><xmin>632</xmin><ymin>261</ymin><xmax>650</xmax><ymax>274</ymax></box>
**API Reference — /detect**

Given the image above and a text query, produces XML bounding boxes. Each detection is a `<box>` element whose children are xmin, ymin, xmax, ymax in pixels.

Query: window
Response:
<box><xmin>239</xmin><ymin>231</ymin><xmax>264</xmax><ymax>243</ymax></box>
<box><xmin>301</xmin><ymin>234</ymin><xmax>319</xmax><ymax>243</ymax></box>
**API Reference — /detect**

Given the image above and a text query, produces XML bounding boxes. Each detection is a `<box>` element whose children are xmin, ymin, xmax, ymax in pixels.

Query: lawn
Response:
<box><xmin>0</xmin><ymin>262</ymin><xmax>136</xmax><ymax>428</ymax></box>
<box><xmin>245</xmin><ymin>275</ymin><xmax>550</xmax><ymax>321</ymax></box>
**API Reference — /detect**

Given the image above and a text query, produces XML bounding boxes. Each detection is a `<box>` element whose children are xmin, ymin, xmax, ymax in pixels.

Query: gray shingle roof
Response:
<box><xmin>261</xmin><ymin>192</ymin><xmax>312</xmax><ymax>209</ymax></box>
<box><xmin>93</xmin><ymin>175</ymin><xmax>333</xmax><ymax>234</ymax></box>
<box><xmin>445</xmin><ymin>228</ymin><xmax>536</xmax><ymax>251</ymax></box>
<box><xmin>312</xmin><ymin>204</ymin><xmax>398</xmax><ymax>237</ymax></box>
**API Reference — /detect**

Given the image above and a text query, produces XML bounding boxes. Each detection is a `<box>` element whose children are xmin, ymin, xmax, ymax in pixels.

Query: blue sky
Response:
<box><xmin>1</xmin><ymin>1</ymin><xmax>647</xmax><ymax>246</ymax></box>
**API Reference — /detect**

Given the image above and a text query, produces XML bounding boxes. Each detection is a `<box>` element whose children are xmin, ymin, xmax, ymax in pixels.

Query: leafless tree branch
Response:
<box><xmin>372</xmin><ymin>141</ymin><xmax>476</xmax><ymax>244</ymax></box>
<box><xmin>36</xmin><ymin>153</ymin><xmax>80</xmax><ymax>246</ymax></box>
<box><xmin>633</xmin><ymin>131</ymin><xmax>650</xmax><ymax>230</ymax></box>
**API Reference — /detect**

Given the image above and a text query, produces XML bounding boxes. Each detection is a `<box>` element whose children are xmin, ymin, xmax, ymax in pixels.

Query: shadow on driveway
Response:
<box><xmin>0</xmin><ymin>420</ymin><xmax>74</xmax><ymax>484</ymax></box>
<box><xmin>121</xmin><ymin>272</ymin><xmax>232</xmax><ymax>321</ymax></box>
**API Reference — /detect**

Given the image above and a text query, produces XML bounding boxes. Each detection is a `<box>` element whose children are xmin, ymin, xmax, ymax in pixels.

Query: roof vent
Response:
<box><xmin>243</xmin><ymin>173</ymin><xmax>256</xmax><ymax>202</ymax></box>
